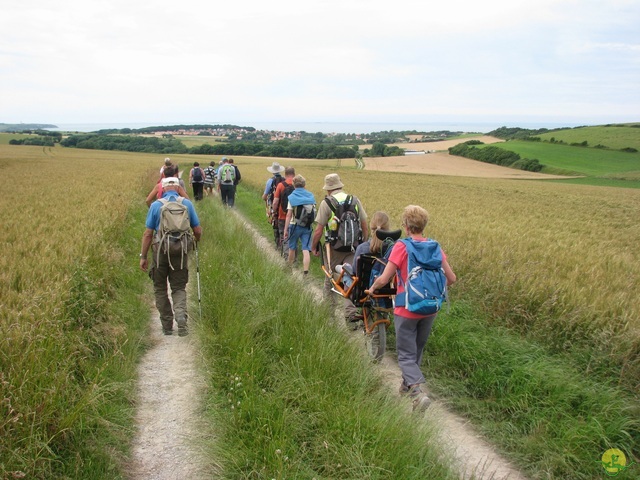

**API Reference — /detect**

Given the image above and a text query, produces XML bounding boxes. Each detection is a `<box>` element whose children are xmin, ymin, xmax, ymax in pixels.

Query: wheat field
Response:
<box><xmin>237</xmin><ymin>155</ymin><xmax>640</xmax><ymax>388</ymax></box>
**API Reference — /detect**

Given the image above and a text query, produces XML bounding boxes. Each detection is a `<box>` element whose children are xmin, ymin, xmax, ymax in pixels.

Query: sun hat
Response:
<box><xmin>322</xmin><ymin>173</ymin><xmax>344</xmax><ymax>191</ymax></box>
<box><xmin>161</xmin><ymin>177</ymin><xmax>180</xmax><ymax>187</ymax></box>
<box><xmin>267</xmin><ymin>162</ymin><xmax>285</xmax><ymax>174</ymax></box>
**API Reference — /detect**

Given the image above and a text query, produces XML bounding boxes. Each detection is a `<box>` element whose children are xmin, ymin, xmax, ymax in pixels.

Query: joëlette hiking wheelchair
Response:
<box><xmin>321</xmin><ymin>229</ymin><xmax>401</xmax><ymax>360</ymax></box>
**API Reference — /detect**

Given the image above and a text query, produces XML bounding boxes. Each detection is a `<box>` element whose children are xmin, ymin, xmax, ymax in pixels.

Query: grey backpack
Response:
<box><xmin>155</xmin><ymin>197</ymin><xmax>193</xmax><ymax>269</ymax></box>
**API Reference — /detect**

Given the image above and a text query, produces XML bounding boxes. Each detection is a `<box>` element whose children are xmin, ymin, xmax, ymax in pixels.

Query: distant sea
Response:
<box><xmin>49</xmin><ymin>120</ymin><xmax>585</xmax><ymax>135</ymax></box>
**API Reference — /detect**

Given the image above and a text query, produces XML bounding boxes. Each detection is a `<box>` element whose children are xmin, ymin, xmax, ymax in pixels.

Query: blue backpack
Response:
<box><xmin>395</xmin><ymin>238</ymin><xmax>447</xmax><ymax>315</ymax></box>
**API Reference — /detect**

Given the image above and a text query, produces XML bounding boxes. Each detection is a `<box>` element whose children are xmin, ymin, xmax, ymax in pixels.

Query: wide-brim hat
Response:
<box><xmin>267</xmin><ymin>162</ymin><xmax>285</xmax><ymax>174</ymax></box>
<box><xmin>322</xmin><ymin>173</ymin><xmax>344</xmax><ymax>191</ymax></box>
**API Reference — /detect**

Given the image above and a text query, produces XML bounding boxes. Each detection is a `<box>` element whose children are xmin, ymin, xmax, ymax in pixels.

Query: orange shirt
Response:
<box><xmin>274</xmin><ymin>177</ymin><xmax>294</xmax><ymax>220</ymax></box>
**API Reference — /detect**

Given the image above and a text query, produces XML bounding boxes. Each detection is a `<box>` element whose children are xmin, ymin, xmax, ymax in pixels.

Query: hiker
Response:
<box><xmin>229</xmin><ymin>158</ymin><xmax>241</xmax><ymax>189</ymax></box>
<box><xmin>262</xmin><ymin>162</ymin><xmax>286</xmax><ymax>249</ymax></box>
<box><xmin>337</xmin><ymin>211</ymin><xmax>391</xmax><ymax>292</ymax></box>
<box><xmin>217</xmin><ymin>157</ymin><xmax>236</xmax><ymax>207</ymax></box>
<box><xmin>271</xmin><ymin>166</ymin><xmax>296</xmax><ymax>257</ymax></box>
<box><xmin>145</xmin><ymin>164</ymin><xmax>189</xmax><ymax>207</ymax></box>
<box><xmin>283</xmin><ymin>174</ymin><xmax>316</xmax><ymax>275</ymax></box>
<box><xmin>189</xmin><ymin>162</ymin><xmax>206</xmax><ymax>201</ymax></box>
<box><xmin>203</xmin><ymin>161</ymin><xmax>216</xmax><ymax>196</ymax></box>
<box><xmin>159</xmin><ymin>157</ymin><xmax>172</xmax><ymax>178</ymax></box>
<box><xmin>368</xmin><ymin>205</ymin><xmax>456</xmax><ymax>413</ymax></box>
<box><xmin>139</xmin><ymin>177</ymin><xmax>202</xmax><ymax>336</ymax></box>
<box><xmin>311</xmin><ymin>173</ymin><xmax>368</xmax><ymax>323</ymax></box>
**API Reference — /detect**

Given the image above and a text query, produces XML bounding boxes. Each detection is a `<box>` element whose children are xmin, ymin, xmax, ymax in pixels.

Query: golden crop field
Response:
<box><xmin>1</xmin><ymin>146</ymin><xmax>164</xmax><ymax>310</ymax></box>
<box><xmin>3</xmin><ymin>146</ymin><xmax>639</xmax><ymax>389</ymax></box>
<box><xmin>236</xmin><ymin>155</ymin><xmax>640</xmax><ymax>387</ymax></box>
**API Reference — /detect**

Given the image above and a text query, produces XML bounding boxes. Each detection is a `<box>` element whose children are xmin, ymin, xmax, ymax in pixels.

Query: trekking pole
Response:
<box><xmin>195</xmin><ymin>241</ymin><xmax>202</xmax><ymax>321</ymax></box>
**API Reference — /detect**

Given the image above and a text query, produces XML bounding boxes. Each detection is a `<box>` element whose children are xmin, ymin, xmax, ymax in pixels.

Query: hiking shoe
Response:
<box><xmin>178</xmin><ymin>326</ymin><xmax>188</xmax><ymax>337</ymax></box>
<box><xmin>408</xmin><ymin>385</ymin><xmax>431</xmax><ymax>413</ymax></box>
<box><xmin>163</xmin><ymin>329</ymin><xmax>173</xmax><ymax>336</ymax></box>
<box><xmin>399</xmin><ymin>382</ymin><xmax>410</xmax><ymax>395</ymax></box>
<box><xmin>412</xmin><ymin>393</ymin><xmax>432</xmax><ymax>413</ymax></box>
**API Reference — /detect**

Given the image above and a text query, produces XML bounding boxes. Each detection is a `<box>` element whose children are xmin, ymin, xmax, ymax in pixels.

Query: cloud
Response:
<box><xmin>1</xmin><ymin>0</ymin><xmax>638</xmax><ymax>124</ymax></box>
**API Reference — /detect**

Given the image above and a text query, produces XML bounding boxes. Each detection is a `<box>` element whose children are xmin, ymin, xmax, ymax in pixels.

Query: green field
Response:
<box><xmin>478</xmin><ymin>140</ymin><xmax>640</xmax><ymax>186</ymax></box>
<box><xmin>0</xmin><ymin>132</ymin><xmax>34</xmax><ymax>144</ymax></box>
<box><xmin>536</xmin><ymin>124</ymin><xmax>640</xmax><ymax>151</ymax></box>
<box><xmin>173</xmin><ymin>134</ymin><xmax>226</xmax><ymax>148</ymax></box>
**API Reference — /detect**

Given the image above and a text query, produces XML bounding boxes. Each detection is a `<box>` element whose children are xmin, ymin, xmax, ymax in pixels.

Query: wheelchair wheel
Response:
<box><xmin>364</xmin><ymin>310</ymin><xmax>388</xmax><ymax>361</ymax></box>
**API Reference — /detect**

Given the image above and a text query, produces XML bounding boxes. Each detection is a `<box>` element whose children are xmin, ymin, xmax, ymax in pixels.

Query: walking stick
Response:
<box><xmin>195</xmin><ymin>241</ymin><xmax>202</xmax><ymax>320</ymax></box>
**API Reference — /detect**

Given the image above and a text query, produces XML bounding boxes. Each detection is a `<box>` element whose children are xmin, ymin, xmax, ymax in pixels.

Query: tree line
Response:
<box><xmin>449</xmin><ymin>141</ymin><xmax>544</xmax><ymax>172</ymax></box>
<box><xmin>59</xmin><ymin>134</ymin><xmax>361</xmax><ymax>159</ymax></box>
<box><xmin>8</xmin><ymin>130</ymin><xmax>63</xmax><ymax>146</ymax></box>
<box><xmin>58</xmin><ymin>134</ymin><xmax>410</xmax><ymax>159</ymax></box>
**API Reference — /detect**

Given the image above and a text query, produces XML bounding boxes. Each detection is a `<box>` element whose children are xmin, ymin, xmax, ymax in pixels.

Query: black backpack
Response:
<box><xmin>267</xmin><ymin>175</ymin><xmax>285</xmax><ymax>206</ymax></box>
<box><xmin>280</xmin><ymin>183</ymin><xmax>295</xmax><ymax>213</ymax></box>
<box><xmin>325</xmin><ymin>195</ymin><xmax>362</xmax><ymax>252</ymax></box>
<box><xmin>192</xmin><ymin>167</ymin><xmax>203</xmax><ymax>182</ymax></box>
<box><xmin>294</xmin><ymin>204</ymin><xmax>316</xmax><ymax>228</ymax></box>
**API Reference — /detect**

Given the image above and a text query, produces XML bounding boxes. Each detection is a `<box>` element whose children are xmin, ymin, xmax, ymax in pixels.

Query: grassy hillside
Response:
<box><xmin>476</xmin><ymin>140</ymin><xmax>640</xmax><ymax>187</ymax></box>
<box><xmin>535</xmin><ymin>124</ymin><xmax>640</xmax><ymax>151</ymax></box>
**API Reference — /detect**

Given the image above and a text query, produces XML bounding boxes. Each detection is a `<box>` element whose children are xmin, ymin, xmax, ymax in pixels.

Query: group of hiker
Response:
<box><xmin>262</xmin><ymin>161</ymin><xmax>457</xmax><ymax>412</ymax></box>
<box><xmin>140</xmin><ymin>155</ymin><xmax>456</xmax><ymax>414</ymax></box>
<box><xmin>188</xmin><ymin>157</ymin><xmax>242</xmax><ymax>205</ymax></box>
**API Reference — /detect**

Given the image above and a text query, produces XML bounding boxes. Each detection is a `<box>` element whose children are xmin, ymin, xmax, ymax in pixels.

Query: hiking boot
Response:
<box><xmin>408</xmin><ymin>385</ymin><xmax>431</xmax><ymax>413</ymax></box>
<box><xmin>163</xmin><ymin>329</ymin><xmax>173</xmax><ymax>336</ymax></box>
<box><xmin>412</xmin><ymin>393</ymin><xmax>432</xmax><ymax>413</ymax></box>
<box><xmin>399</xmin><ymin>382</ymin><xmax>410</xmax><ymax>395</ymax></box>
<box><xmin>178</xmin><ymin>326</ymin><xmax>188</xmax><ymax>337</ymax></box>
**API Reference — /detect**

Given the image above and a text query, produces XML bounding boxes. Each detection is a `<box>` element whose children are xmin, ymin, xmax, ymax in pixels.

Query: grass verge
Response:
<box><xmin>193</xmin><ymin>197</ymin><xmax>457</xmax><ymax>479</ymax></box>
<box><xmin>427</xmin><ymin>302</ymin><xmax>639</xmax><ymax>479</ymax></box>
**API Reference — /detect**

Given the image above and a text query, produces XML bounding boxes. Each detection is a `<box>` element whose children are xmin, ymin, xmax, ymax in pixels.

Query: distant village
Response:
<box><xmin>150</xmin><ymin>125</ymin><xmax>366</xmax><ymax>142</ymax></box>
<box><xmin>149</xmin><ymin>125</ymin><xmax>452</xmax><ymax>144</ymax></box>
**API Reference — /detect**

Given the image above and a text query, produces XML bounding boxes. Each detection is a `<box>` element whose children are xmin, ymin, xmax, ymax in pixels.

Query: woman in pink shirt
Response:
<box><xmin>369</xmin><ymin>205</ymin><xmax>456</xmax><ymax>413</ymax></box>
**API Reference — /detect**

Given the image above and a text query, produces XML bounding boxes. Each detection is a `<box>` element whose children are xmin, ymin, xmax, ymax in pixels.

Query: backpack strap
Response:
<box><xmin>324</xmin><ymin>195</ymin><xmax>338</xmax><ymax>214</ymax></box>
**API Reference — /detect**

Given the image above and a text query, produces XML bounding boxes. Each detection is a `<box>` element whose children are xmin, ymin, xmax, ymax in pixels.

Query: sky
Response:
<box><xmin>1</xmin><ymin>0</ymin><xmax>639</xmax><ymax>128</ymax></box>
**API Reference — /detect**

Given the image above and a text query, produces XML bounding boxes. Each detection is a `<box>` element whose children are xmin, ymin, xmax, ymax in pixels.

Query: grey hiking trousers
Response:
<box><xmin>394</xmin><ymin>313</ymin><xmax>436</xmax><ymax>386</ymax></box>
<box><xmin>150</xmin><ymin>250</ymin><xmax>189</xmax><ymax>332</ymax></box>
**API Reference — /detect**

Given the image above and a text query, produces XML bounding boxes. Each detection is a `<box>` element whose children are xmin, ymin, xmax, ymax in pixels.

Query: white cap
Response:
<box><xmin>162</xmin><ymin>177</ymin><xmax>180</xmax><ymax>187</ymax></box>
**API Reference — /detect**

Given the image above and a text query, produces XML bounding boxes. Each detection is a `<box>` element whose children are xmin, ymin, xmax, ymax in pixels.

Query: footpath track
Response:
<box><xmin>129</xmin><ymin>194</ymin><xmax>528</xmax><ymax>479</ymax></box>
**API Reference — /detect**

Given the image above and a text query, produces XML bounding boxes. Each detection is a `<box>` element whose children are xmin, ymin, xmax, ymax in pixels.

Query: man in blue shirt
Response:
<box><xmin>139</xmin><ymin>177</ymin><xmax>203</xmax><ymax>336</ymax></box>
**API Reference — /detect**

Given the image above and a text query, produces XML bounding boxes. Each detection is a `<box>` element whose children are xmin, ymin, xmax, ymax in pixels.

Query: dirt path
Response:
<box><xmin>128</xmin><ymin>308</ymin><xmax>216</xmax><ymax>479</ymax></box>
<box><xmin>129</xmin><ymin>195</ymin><xmax>527</xmax><ymax>479</ymax></box>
